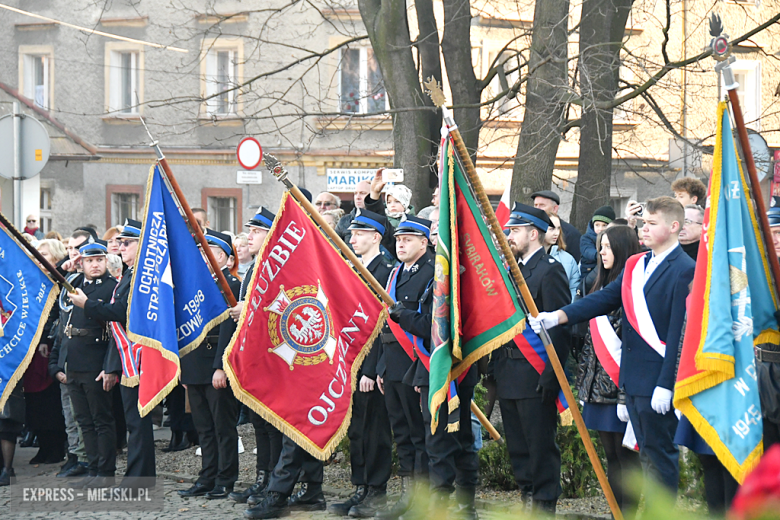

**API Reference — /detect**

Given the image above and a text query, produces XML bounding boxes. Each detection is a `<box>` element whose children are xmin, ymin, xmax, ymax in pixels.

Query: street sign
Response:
<box><xmin>236</xmin><ymin>137</ymin><xmax>263</xmax><ymax>170</ymax></box>
<box><xmin>237</xmin><ymin>170</ymin><xmax>262</xmax><ymax>184</ymax></box>
<box><xmin>0</xmin><ymin>113</ymin><xmax>50</xmax><ymax>179</ymax></box>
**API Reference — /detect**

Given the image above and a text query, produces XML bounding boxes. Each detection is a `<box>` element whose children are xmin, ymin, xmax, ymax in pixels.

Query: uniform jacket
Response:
<box><xmin>549</xmin><ymin>245</ymin><xmax>579</xmax><ymax>303</ymax></box>
<box><xmin>180</xmin><ymin>267</ymin><xmax>241</xmax><ymax>385</ymax></box>
<box><xmin>561</xmin><ymin>219</ymin><xmax>582</xmax><ymax>263</ymax></box>
<box><xmin>562</xmin><ymin>245</ymin><xmax>695</xmax><ymax>397</ymax></box>
<box><xmin>359</xmin><ymin>253</ymin><xmax>395</xmax><ymax>381</ymax></box>
<box><xmin>376</xmin><ymin>250</ymin><xmax>434</xmax><ymax>382</ymax></box>
<box><xmin>82</xmin><ymin>267</ymin><xmax>133</xmax><ymax>376</ymax></box>
<box><xmin>62</xmin><ymin>271</ymin><xmax>118</xmax><ymax>374</ymax></box>
<box><xmin>491</xmin><ymin>247</ymin><xmax>572</xmax><ymax>399</ymax></box>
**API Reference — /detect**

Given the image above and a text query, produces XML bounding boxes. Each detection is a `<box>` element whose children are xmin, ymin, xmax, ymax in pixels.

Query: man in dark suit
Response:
<box><xmin>531</xmin><ymin>190</ymin><xmax>581</xmax><ymax>262</ymax></box>
<box><xmin>759</xmin><ymin>203</ymin><xmax>780</xmax><ymax>449</ymax></box>
<box><xmin>491</xmin><ymin>203</ymin><xmax>571</xmax><ymax>514</ymax></box>
<box><xmin>329</xmin><ymin>210</ymin><xmax>395</xmax><ymax>518</ymax></box>
<box><xmin>63</xmin><ymin>239</ymin><xmax>119</xmax><ymax>488</ymax></box>
<box><xmin>533</xmin><ymin>196</ymin><xmax>695</xmax><ymax>493</ymax></box>
<box><xmin>178</xmin><ymin>230</ymin><xmax>242</xmax><ymax>500</ymax></box>
<box><xmin>71</xmin><ymin>219</ymin><xmax>156</xmax><ymax>491</ymax></box>
<box><xmin>373</xmin><ymin>217</ymin><xmax>433</xmax><ymax>520</ymax></box>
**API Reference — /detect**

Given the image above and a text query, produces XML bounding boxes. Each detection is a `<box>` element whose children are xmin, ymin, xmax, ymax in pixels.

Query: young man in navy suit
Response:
<box><xmin>531</xmin><ymin>197</ymin><xmax>695</xmax><ymax>494</ymax></box>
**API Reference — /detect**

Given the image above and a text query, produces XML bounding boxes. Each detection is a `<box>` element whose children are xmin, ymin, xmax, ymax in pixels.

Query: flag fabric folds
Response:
<box><xmin>674</xmin><ymin>101</ymin><xmax>779</xmax><ymax>483</ymax></box>
<box><xmin>0</xmin><ymin>224</ymin><xmax>59</xmax><ymax>410</ymax></box>
<box><xmin>428</xmin><ymin>136</ymin><xmax>527</xmax><ymax>433</ymax></box>
<box><xmin>224</xmin><ymin>192</ymin><xmax>387</xmax><ymax>459</ymax></box>
<box><xmin>127</xmin><ymin>165</ymin><xmax>229</xmax><ymax>415</ymax></box>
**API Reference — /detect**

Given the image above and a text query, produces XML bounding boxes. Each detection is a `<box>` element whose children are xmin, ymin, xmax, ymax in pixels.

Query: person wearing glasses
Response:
<box><xmin>313</xmin><ymin>192</ymin><xmax>341</xmax><ymax>214</ymax></box>
<box><xmin>24</xmin><ymin>214</ymin><xmax>44</xmax><ymax>239</ymax></box>
<box><xmin>678</xmin><ymin>205</ymin><xmax>704</xmax><ymax>261</ymax></box>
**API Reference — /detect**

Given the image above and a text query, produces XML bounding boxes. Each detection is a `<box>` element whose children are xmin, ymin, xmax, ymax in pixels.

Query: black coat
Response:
<box><xmin>491</xmin><ymin>247</ymin><xmax>572</xmax><ymax>399</ymax></box>
<box><xmin>377</xmin><ymin>251</ymin><xmax>434</xmax><ymax>382</ymax></box>
<box><xmin>576</xmin><ymin>309</ymin><xmax>623</xmax><ymax>404</ymax></box>
<box><xmin>180</xmin><ymin>268</ymin><xmax>241</xmax><ymax>385</ymax></box>
<box><xmin>358</xmin><ymin>253</ymin><xmax>395</xmax><ymax>380</ymax></box>
<box><xmin>561</xmin><ymin>219</ymin><xmax>582</xmax><ymax>263</ymax></box>
<box><xmin>62</xmin><ymin>271</ymin><xmax>117</xmax><ymax>374</ymax></box>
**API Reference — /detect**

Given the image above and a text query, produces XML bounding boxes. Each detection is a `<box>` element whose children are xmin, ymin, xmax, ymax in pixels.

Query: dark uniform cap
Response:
<box><xmin>348</xmin><ymin>209</ymin><xmax>387</xmax><ymax>235</ymax></box>
<box><xmin>117</xmin><ymin>218</ymin><xmax>142</xmax><ymax>239</ymax></box>
<box><xmin>246</xmin><ymin>207</ymin><xmax>276</xmax><ymax>230</ymax></box>
<box><xmin>506</xmin><ymin>202</ymin><xmax>552</xmax><ymax>232</ymax></box>
<box><xmin>393</xmin><ymin>215</ymin><xmax>432</xmax><ymax>239</ymax></box>
<box><xmin>79</xmin><ymin>239</ymin><xmax>108</xmax><ymax>257</ymax></box>
<box><xmin>205</xmin><ymin>229</ymin><xmax>233</xmax><ymax>255</ymax></box>
<box><xmin>768</xmin><ymin>206</ymin><xmax>780</xmax><ymax>227</ymax></box>
<box><xmin>529</xmin><ymin>190</ymin><xmax>561</xmax><ymax>205</ymax></box>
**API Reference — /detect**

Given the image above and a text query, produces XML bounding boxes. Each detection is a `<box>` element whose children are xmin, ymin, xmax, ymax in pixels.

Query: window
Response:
<box><xmin>40</xmin><ymin>187</ymin><xmax>52</xmax><ymax>234</ymax></box>
<box><xmin>339</xmin><ymin>48</ymin><xmax>387</xmax><ymax>114</ymax></box>
<box><xmin>486</xmin><ymin>50</ymin><xmax>521</xmax><ymax>117</ymax></box>
<box><xmin>722</xmin><ymin>60</ymin><xmax>761</xmax><ymax>130</ymax></box>
<box><xmin>109</xmin><ymin>51</ymin><xmax>139</xmax><ymax>114</ymax></box>
<box><xmin>205</xmin><ymin>49</ymin><xmax>238</xmax><ymax>115</ymax></box>
<box><xmin>614</xmin><ymin>66</ymin><xmax>636</xmax><ymax>122</ymax></box>
<box><xmin>105</xmin><ymin>185</ymin><xmax>143</xmax><ymax>229</ymax></box>
<box><xmin>202</xmin><ymin>188</ymin><xmax>242</xmax><ymax>234</ymax></box>
<box><xmin>19</xmin><ymin>47</ymin><xmax>53</xmax><ymax>111</ymax></box>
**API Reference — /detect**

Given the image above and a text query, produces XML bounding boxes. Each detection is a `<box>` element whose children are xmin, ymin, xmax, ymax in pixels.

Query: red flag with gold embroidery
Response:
<box><xmin>224</xmin><ymin>192</ymin><xmax>387</xmax><ymax>459</ymax></box>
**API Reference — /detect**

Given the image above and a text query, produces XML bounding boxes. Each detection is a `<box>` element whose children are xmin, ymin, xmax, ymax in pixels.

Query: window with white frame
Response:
<box><xmin>205</xmin><ymin>49</ymin><xmax>239</xmax><ymax>115</ymax></box>
<box><xmin>111</xmin><ymin>192</ymin><xmax>139</xmax><ymax>227</ymax></box>
<box><xmin>487</xmin><ymin>50</ymin><xmax>521</xmax><ymax>117</ymax></box>
<box><xmin>109</xmin><ymin>51</ymin><xmax>140</xmax><ymax>114</ymax></box>
<box><xmin>723</xmin><ymin>61</ymin><xmax>761</xmax><ymax>131</ymax></box>
<box><xmin>339</xmin><ymin>48</ymin><xmax>387</xmax><ymax>114</ymax></box>
<box><xmin>207</xmin><ymin>196</ymin><xmax>237</xmax><ymax>233</ymax></box>
<box><xmin>23</xmin><ymin>54</ymin><xmax>50</xmax><ymax>110</ymax></box>
<box><xmin>40</xmin><ymin>187</ymin><xmax>52</xmax><ymax>234</ymax></box>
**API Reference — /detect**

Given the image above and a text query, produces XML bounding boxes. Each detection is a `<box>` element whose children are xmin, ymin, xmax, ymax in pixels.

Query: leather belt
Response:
<box><xmin>756</xmin><ymin>347</ymin><xmax>780</xmax><ymax>364</ymax></box>
<box><xmin>65</xmin><ymin>325</ymin><xmax>105</xmax><ymax>340</ymax></box>
<box><xmin>381</xmin><ymin>332</ymin><xmax>400</xmax><ymax>345</ymax></box>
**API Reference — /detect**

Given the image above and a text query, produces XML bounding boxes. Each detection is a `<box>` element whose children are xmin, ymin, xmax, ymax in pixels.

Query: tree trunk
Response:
<box><xmin>414</xmin><ymin>0</ymin><xmax>444</xmax><ymax>176</ymax></box>
<box><xmin>570</xmin><ymin>0</ymin><xmax>633</xmax><ymax>230</ymax></box>
<box><xmin>510</xmin><ymin>0</ymin><xmax>570</xmax><ymax>203</ymax></box>
<box><xmin>359</xmin><ymin>0</ymin><xmax>437</xmax><ymax>209</ymax></box>
<box><xmin>441</xmin><ymin>0</ymin><xmax>481</xmax><ymax>163</ymax></box>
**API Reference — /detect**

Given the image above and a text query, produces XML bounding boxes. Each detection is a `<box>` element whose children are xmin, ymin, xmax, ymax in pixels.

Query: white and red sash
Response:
<box><xmin>108</xmin><ymin>282</ymin><xmax>141</xmax><ymax>387</ymax></box>
<box><xmin>621</xmin><ymin>253</ymin><xmax>666</xmax><ymax>358</ymax></box>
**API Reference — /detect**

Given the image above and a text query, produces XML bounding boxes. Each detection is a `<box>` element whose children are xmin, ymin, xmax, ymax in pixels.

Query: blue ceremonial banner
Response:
<box><xmin>0</xmin><ymin>224</ymin><xmax>59</xmax><ymax>410</ymax></box>
<box><xmin>128</xmin><ymin>165</ymin><xmax>229</xmax><ymax>415</ymax></box>
<box><xmin>674</xmin><ymin>101</ymin><xmax>779</xmax><ymax>483</ymax></box>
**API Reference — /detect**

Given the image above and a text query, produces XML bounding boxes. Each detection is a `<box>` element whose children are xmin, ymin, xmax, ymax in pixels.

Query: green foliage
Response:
<box><xmin>557</xmin><ymin>424</ymin><xmax>606</xmax><ymax>498</ymax></box>
<box><xmin>678</xmin><ymin>449</ymin><xmax>705</xmax><ymax>501</ymax></box>
<box><xmin>473</xmin><ymin>381</ymin><xmax>488</xmax><ymax>414</ymax></box>
<box><xmin>478</xmin><ymin>438</ymin><xmax>517</xmax><ymax>490</ymax></box>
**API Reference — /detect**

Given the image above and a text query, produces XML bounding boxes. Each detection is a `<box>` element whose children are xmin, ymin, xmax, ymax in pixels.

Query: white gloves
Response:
<box><xmin>651</xmin><ymin>387</ymin><xmax>673</xmax><ymax>415</ymax></box>
<box><xmin>617</xmin><ymin>404</ymin><xmax>630</xmax><ymax>423</ymax></box>
<box><xmin>529</xmin><ymin>312</ymin><xmax>559</xmax><ymax>334</ymax></box>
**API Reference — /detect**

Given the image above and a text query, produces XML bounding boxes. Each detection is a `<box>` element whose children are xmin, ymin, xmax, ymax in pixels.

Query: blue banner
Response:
<box><xmin>127</xmin><ymin>165</ymin><xmax>229</xmax><ymax>413</ymax></box>
<box><xmin>0</xmin><ymin>225</ymin><xmax>59</xmax><ymax>410</ymax></box>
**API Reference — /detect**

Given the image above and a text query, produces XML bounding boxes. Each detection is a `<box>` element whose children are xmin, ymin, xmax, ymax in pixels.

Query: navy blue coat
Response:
<box><xmin>561</xmin><ymin>246</ymin><xmax>694</xmax><ymax>397</ymax></box>
<box><xmin>579</xmin><ymin>222</ymin><xmax>598</xmax><ymax>278</ymax></box>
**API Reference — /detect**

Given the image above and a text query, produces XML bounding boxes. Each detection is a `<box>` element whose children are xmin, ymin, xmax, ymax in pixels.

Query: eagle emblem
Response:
<box><xmin>266</xmin><ymin>282</ymin><xmax>336</xmax><ymax>369</ymax></box>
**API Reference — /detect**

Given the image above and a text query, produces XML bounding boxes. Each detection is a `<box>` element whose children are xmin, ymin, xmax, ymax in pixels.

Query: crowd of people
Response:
<box><xmin>0</xmin><ymin>170</ymin><xmax>777</xmax><ymax>519</ymax></box>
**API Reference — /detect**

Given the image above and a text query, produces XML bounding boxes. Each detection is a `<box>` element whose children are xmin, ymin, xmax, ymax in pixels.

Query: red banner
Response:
<box><xmin>224</xmin><ymin>193</ymin><xmax>387</xmax><ymax>459</ymax></box>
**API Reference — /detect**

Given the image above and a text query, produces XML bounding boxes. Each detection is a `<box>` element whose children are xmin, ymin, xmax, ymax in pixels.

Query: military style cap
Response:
<box><xmin>246</xmin><ymin>207</ymin><xmax>276</xmax><ymax>230</ymax></box>
<box><xmin>394</xmin><ymin>215</ymin><xmax>432</xmax><ymax>239</ymax></box>
<box><xmin>205</xmin><ymin>229</ymin><xmax>233</xmax><ymax>255</ymax></box>
<box><xmin>529</xmin><ymin>190</ymin><xmax>561</xmax><ymax>205</ymax></box>
<box><xmin>348</xmin><ymin>209</ymin><xmax>387</xmax><ymax>235</ymax></box>
<box><xmin>768</xmin><ymin>197</ymin><xmax>780</xmax><ymax>227</ymax></box>
<box><xmin>117</xmin><ymin>218</ymin><xmax>142</xmax><ymax>239</ymax></box>
<box><xmin>79</xmin><ymin>239</ymin><xmax>108</xmax><ymax>257</ymax></box>
<box><xmin>506</xmin><ymin>202</ymin><xmax>552</xmax><ymax>232</ymax></box>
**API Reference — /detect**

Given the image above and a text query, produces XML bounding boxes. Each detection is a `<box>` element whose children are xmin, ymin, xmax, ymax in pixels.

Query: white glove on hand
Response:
<box><xmin>529</xmin><ymin>312</ymin><xmax>559</xmax><ymax>334</ymax></box>
<box><xmin>651</xmin><ymin>387</ymin><xmax>673</xmax><ymax>415</ymax></box>
<box><xmin>617</xmin><ymin>404</ymin><xmax>630</xmax><ymax>423</ymax></box>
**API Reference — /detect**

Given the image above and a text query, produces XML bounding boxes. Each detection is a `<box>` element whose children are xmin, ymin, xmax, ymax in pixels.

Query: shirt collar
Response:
<box><xmin>521</xmin><ymin>245</ymin><xmax>544</xmax><ymax>266</ymax></box>
<box><xmin>649</xmin><ymin>242</ymin><xmax>679</xmax><ymax>265</ymax></box>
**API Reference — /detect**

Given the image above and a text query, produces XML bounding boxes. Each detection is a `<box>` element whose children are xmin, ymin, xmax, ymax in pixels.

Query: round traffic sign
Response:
<box><xmin>237</xmin><ymin>137</ymin><xmax>263</xmax><ymax>170</ymax></box>
<box><xmin>0</xmin><ymin>114</ymin><xmax>51</xmax><ymax>179</ymax></box>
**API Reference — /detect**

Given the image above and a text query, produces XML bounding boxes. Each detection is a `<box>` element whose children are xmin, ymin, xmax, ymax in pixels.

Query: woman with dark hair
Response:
<box><xmin>576</xmin><ymin>225</ymin><xmax>642</xmax><ymax>513</ymax></box>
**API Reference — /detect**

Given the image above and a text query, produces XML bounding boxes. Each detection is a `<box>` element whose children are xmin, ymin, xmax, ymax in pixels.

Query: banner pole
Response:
<box><xmin>265</xmin><ymin>154</ymin><xmax>500</xmax><ymax>441</ymax></box>
<box><xmin>138</xmin><ymin>121</ymin><xmax>238</xmax><ymax>308</ymax></box>
<box><xmin>427</xmin><ymin>83</ymin><xmax>622</xmax><ymax>520</ymax></box>
<box><xmin>0</xmin><ymin>211</ymin><xmax>75</xmax><ymax>293</ymax></box>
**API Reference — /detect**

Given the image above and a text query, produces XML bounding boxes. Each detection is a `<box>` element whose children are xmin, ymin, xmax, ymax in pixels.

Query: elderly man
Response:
<box><xmin>530</xmin><ymin>190</ymin><xmax>581</xmax><ymax>262</ymax></box>
<box><xmin>314</xmin><ymin>192</ymin><xmax>341</xmax><ymax>214</ymax></box>
<box><xmin>678</xmin><ymin>204</ymin><xmax>704</xmax><ymax>260</ymax></box>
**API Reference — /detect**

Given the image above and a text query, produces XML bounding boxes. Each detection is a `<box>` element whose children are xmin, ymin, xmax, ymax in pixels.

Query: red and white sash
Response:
<box><xmin>588</xmin><ymin>315</ymin><xmax>638</xmax><ymax>452</ymax></box>
<box><xmin>621</xmin><ymin>252</ymin><xmax>666</xmax><ymax>358</ymax></box>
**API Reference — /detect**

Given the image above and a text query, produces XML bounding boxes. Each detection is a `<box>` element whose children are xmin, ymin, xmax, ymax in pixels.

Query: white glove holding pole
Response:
<box><xmin>529</xmin><ymin>312</ymin><xmax>559</xmax><ymax>334</ymax></box>
<box><xmin>651</xmin><ymin>387</ymin><xmax>673</xmax><ymax>415</ymax></box>
<box><xmin>617</xmin><ymin>404</ymin><xmax>630</xmax><ymax>423</ymax></box>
